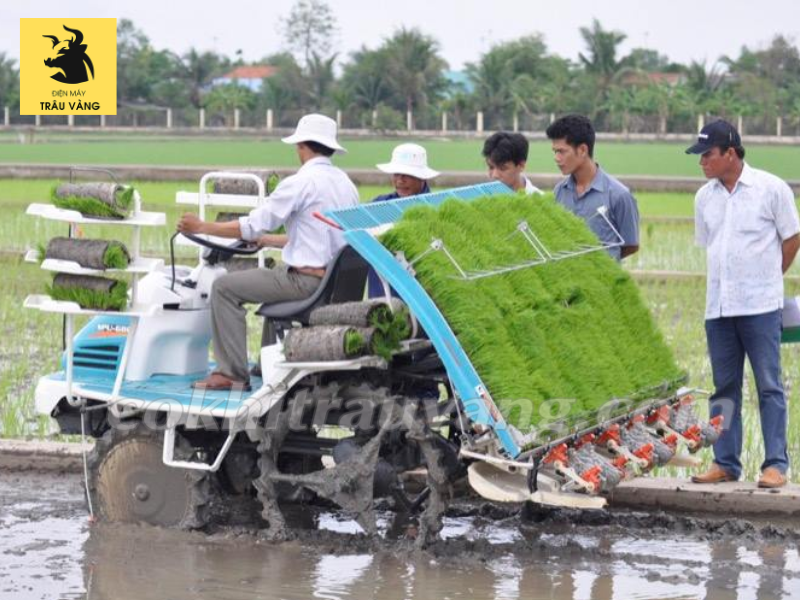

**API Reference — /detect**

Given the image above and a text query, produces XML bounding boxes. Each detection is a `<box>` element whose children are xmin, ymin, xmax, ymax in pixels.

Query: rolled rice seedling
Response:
<box><xmin>283</xmin><ymin>325</ymin><xmax>369</xmax><ymax>362</ymax></box>
<box><xmin>212</xmin><ymin>172</ymin><xmax>279</xmax><ymax>197</ymax></box>
<box><xmin>46</xmin><ymin>273</ymin><xmax>128</xmax><ymax>311</ymax></box>
<box><xmin>51</xmin><ymin>182</ymin><xmax>135</xmax><ymax>219</ymax></box>
<box><xmin>45</xmin><ymin>237</ymin><xmax>130</xmax><ymax>270</ymax></box>
<box><xmin>309</xmin><ymin>299</ymin><xmax>411</xmax><ymax>359</ymax></box>
<box><xmin>309</xmin><ymin>299</ymin><xmax>407</xmax><ymax>328</ymax></box>
<box><xmin>380</xmin><ymin>194</ymin><xmax>684</xmax><ymax>432</ymax></box>
<box><xmin>212</xmin><ymin>179</ymin><xmax>262</xmax><ymax>196</ymax></box>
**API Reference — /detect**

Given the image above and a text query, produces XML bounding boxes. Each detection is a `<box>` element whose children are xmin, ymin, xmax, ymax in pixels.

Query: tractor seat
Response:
<box><xmin>256</xmin><ymin>246</ymin><xmax>369</xmax><ymax>325</ymax></box>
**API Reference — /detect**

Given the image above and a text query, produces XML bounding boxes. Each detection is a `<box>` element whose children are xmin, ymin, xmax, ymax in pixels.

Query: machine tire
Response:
<box><xmin>87</xmin><ymin>421</ymin><xmax>214</xmax><ymax>528</ymax></box>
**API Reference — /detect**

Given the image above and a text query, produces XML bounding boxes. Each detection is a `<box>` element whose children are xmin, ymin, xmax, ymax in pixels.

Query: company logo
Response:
<box><xmin>42</xmin><ymin>25</ymin><xmax>95</xmax><ymax>84</ymax></box>
<box><xmin>20</xmin><ymin>18</ymin><xmax>117</xmax><ymax>116</ymax></box>
<box><xmin>90</xmin><ymin>323</ymin><xmax>130</xmax><ymax>338</ymax></box>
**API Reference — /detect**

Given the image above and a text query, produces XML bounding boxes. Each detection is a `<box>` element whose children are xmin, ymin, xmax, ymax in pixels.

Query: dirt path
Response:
<box><xmin>2</xmin><ymin>469</ymin><xmax>800</xmax><ymax>599</ymax></box>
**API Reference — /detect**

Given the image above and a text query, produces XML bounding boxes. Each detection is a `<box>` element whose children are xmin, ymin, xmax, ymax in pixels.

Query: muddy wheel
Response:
<box><xmin>87</xmin><ymin>422</ymin><xmax>213</xmax><ymax>528</ymax></box>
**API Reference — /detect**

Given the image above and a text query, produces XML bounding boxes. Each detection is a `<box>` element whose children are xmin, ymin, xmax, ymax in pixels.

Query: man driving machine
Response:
<box><xmin>177</xmin><ymin>113</ymin><xmax>359</xmax><ymax>390</ymax></box>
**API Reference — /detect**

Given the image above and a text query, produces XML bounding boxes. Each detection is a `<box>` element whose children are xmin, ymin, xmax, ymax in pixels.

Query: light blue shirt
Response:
<box><xmin>553</xmin><ymin>166</ymin><xmax>640</xmax><ymax>261</ymax></box>
<box><xmin>695</xmin><ymin>163</ymin><xmax>800</xmax><ymax>319</ymax></box>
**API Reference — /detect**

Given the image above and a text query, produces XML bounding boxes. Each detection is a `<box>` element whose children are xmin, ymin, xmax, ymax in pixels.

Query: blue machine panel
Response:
<box><xmin>62</xmin><ymin>315</ymin><xmax>131</xmax><ymax>380</ymax></box>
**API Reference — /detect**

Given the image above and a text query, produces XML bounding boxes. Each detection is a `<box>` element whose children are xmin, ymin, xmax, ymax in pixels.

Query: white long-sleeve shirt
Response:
<box><xmin>238</xmin><ymin>157</ymin><xmax>360</xmax><ymax>268</ymax></box>
<box><xmin>695</xmin><ymin>162</ymin><xmax>800</xmax><ymax>319</ymax></box>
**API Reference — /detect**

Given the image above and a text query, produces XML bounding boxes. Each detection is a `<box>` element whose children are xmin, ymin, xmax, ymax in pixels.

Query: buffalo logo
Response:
<box><xmin>42</xmin><ymin>25</ymin><xmax>95</xmax><ymax>84</ymax></box>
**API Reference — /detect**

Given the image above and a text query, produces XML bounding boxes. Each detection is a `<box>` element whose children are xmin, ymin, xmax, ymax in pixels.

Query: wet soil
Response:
<box><xmin>1</xmin><ymin>469</ymin><xmax>799</xmax><ymax>599</ymax></box>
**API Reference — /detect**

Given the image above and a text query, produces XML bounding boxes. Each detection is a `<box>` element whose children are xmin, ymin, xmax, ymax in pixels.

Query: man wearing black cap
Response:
<box><xmin>688</xmin><ymin>119</ymin><xmax>800</xmax><ymax>488</ymax></box>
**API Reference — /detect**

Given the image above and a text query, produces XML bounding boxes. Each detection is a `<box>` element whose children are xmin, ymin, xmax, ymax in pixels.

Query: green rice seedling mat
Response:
<box><xmin>380</xmin><ymin>194</ymin><xmax>684</xmax><ymax>431</ymax></box>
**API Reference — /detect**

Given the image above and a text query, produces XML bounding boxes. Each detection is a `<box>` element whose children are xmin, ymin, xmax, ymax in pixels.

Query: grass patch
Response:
<box><xmin>2</xmin><ymin>136</ymin><xmax>800</xmax><ymax>178</ymax></box>
<box><xmin>0</xmin><ymin>257</ymin><xmax>67</xmax><ymax>438</ymax></box>
<box><xmin>382</xmin><ymin>194</ymin><xmax>683</xmax><ymax>433</ymax></box>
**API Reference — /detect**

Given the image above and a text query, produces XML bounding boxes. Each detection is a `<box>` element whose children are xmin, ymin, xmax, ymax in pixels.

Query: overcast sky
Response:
<box><xmin>4</xmin><ymin>0</ymin><xmax>799</xmax><ymax>70</ymax></box>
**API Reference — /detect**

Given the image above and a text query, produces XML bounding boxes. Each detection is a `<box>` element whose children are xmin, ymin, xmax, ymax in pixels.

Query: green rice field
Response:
<box><xmin>1</xmin><ymin>134</ymin><xmax>800</xmax><ymax>178</ymax></box>
<box><xmin>1</xmin><ymin>174</ymin><xmax>799</xmax><ymax>483</ymax></box>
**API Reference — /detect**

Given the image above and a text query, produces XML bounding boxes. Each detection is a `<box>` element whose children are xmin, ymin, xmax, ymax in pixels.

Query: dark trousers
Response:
<box><xmin>705</xmin><ymin>309</ymin><xmax>788</xmax><ymax>479</ymax></box>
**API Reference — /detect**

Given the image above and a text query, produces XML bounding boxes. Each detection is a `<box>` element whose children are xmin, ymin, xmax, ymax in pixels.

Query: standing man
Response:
<box><xmin>177</xmin><ymin>114</ymin><xmax>359</xmax><ymax>390</ymax></box>
<box><xmin>546</xmin><ymin>115</ymin><xmax>639</xmax><ymax>260</ymax></box>
<box><xmin>688</xmin><ymin>120</ymin><xmax>800</xmax><ymax>488</ymax></box>
<box><xmin>482</xmin><ymin>132</ymin><xmax>543</xmax><ymax>194</ymax></box>
<box><xmin>368</xmin><ymin>143</ymin><xmax>439</xmax><ymax>298</ymax></box>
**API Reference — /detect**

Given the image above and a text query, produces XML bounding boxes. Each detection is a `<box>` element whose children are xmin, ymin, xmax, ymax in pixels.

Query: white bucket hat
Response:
<box><xmin>281</xmin><ymin>113</ymin><xmax>346</xmax><ymax>154</ymax></box>
<box><xmin>376</xmin><ymin>143</ymin><xmax>440</xmax><ymax>180</ymax></box>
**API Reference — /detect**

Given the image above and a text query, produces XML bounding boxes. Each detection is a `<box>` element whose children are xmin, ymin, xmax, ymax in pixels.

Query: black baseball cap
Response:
<box><xmin>685</xmin><ymin>120</ymin><xmax>742</xmax><ymax>154</ymax></box>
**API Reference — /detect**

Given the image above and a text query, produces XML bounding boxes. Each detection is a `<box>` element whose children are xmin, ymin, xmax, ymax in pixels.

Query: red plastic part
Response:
<box><xmin>682</xmin><ymin>424</ymin><xmax>702</xmax><ymax>443</ymax></box>
<box><xmin>543</xmin><ymin>443</ymin><xmax>569</xmax><ymax>465</ymax></box>
<box><xmin>633</xmin><ymin>443</ymin><xmax>655</xmax><ymax>465</ymax></box>
<box><xmin>663</xmin><ymin>433</ymin><xmax>679</xmax><ymax>447</ymax></box>
<box><xmin>709</xmin><ymin>415</ymin><xmax>724</xmax><ymax>431</ymax></box>
<box><xmin>312</xmin><ymin>211</ymin><xmax>343</xmax><ymax>230</ymax></box>
<box><xmin>647</xmin><ymin>405</ymin><xmax>671</xmax><ymax>426</ymax></box>
<box><xmin>597</xmin><ymin>424</ymin><xmax>622</xmax><ymax>446</ymax></box>
<box><xmin>579</xmin><ymin>466</ymin><xmax>602</xmax><ymax>493</ymax></box>
<box><xmin>575</xmin><ymin>433</ymin><xmax>596</xmax><ymax>448</ymax></box>
<box><xmin>628</xmin><ymin>414</ymin><xmax>646</xmax><ymax>427</ymax></box>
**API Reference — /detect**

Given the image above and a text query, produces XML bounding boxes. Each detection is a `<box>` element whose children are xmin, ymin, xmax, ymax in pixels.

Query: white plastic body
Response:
<box><xmin>125</xmin><ymin>309</ymin><xmax>213</xmax><ymax>381</ymax></box>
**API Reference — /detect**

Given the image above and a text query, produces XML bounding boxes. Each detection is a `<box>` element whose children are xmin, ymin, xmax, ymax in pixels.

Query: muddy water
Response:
<box><xmin>2</xmin><ymin>471</ymin><xmax>800</xmax><ymax>600</ymax></box>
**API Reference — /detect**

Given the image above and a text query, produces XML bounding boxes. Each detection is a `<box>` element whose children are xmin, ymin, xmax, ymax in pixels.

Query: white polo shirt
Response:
<box><xmin>695</xmin><ymin>163</ymin><xmax>800</xmax><ymax>319</ymax></box>
<box><xmin>238</xmin><ymin>157</ymin><xmax>359</xmax><ymax>268</ymax></box>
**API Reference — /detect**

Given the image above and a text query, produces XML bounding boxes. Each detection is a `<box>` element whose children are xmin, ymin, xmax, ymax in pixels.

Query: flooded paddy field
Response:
<box><xmin>2</xmin><ymin>469</ymin><xmax>799</xmax><ymax>600</ymax></box>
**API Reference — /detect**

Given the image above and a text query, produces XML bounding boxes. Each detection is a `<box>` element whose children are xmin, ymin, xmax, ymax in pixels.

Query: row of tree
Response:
<box><xmin>2</xmin><ymin>1</ymin><xmax>800</xmax><ymax>132</ymax></box>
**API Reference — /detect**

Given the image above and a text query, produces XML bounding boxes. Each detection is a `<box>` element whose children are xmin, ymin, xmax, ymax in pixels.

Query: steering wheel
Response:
<box><xmin>180</xmin><ymin>232</ymin><xmax>261</xmax><ymax>255</ymax></box>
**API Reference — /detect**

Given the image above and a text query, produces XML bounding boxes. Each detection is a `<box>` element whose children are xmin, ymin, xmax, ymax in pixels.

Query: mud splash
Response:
<box><xmin>2</xmin><ymin>470</ymin><xmax>800</xmax><ymax>599</ymax></box>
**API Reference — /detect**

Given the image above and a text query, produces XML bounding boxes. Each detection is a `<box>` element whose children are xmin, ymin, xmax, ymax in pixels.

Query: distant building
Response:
<box><xmin>211</xmin><ymin>65</ymin><xmax>278</xmax><ymax>92</ymax></box>
<box><xmin>444</xmin><ymin>70</ymin><xmax>474</xmax><ymax>96</ymax></box>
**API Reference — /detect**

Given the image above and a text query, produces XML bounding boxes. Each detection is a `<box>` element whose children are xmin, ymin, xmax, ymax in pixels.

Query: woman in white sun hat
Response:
<box><xmin>368</xmin><ymin>143</ymin><xmax>439</xmax><ymax>297</ymax></box>
<box><xmin>372</xmin><ymin>143</ymin><xmax>440</xmax><ymax>202</ymax></box>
